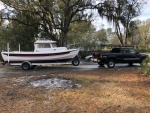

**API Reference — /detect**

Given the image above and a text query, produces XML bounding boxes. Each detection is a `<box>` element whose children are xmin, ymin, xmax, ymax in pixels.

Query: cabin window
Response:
<box><xmin>37</xmin><ymin>43</ymin><xmax>51</xmax><ymax>48</ymax></box>
<box><xmin>51</xmin><ymin>43</ymin><xmax>57</xmax><ymax>48</ymax></box>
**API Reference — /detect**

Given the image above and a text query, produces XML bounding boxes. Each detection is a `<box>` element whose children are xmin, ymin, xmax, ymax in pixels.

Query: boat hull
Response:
<box><xmin>1</xmin><ymin>49</ymin><xmax>79</xmax><ymax>65</ymax></box>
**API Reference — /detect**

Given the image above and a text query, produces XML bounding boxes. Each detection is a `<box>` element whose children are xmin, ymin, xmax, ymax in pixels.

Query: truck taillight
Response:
<box><xmin>99</xmin><ymin>54</ymin><xmax>103</xmax><ymax>59</ymax></box>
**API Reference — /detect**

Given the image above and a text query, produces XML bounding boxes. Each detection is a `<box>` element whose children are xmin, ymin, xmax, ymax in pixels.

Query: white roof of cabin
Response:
<box><xmin>34</xmin><ymin>40</ymin><xmax>56</xmax><ymax>44</ymax></box>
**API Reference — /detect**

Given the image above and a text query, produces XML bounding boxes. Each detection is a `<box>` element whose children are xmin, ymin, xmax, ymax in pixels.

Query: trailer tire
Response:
<box><xmin>72</xmin><ymin>58</ymin><xmax>80</xmax><ymax>66</ymax></box>
<box><xmin>22</xmin><ymin>62</ymin><xmax>31</xmax><ymax>70</ymax></box>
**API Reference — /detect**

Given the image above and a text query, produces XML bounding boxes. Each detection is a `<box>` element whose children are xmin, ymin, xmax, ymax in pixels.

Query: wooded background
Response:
<box><xmin>0</xmin><ymin>0</ymin><xmax>149</xmax><ymax>53</ymax></box>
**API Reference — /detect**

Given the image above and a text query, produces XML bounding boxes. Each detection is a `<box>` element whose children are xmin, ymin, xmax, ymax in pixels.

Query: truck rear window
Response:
<box><xmin>111</xmin><ymin>48</ymin><xmax>120</xmax><ymax>53</ymax></box>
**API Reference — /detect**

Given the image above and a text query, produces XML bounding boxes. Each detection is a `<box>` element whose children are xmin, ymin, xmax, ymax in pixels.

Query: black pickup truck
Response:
<box><xmin>92</xmin><ymin>47</ymin><xmax>148</xmax><ymax>68</ymax></box>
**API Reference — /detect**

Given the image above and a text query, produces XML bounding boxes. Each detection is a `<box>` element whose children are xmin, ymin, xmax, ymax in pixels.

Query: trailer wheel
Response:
<box><xmin>22</xmin><ymin>62</ymin><xmax>31</xmax><ymax>70</ymax></box>
<box><xmin>72</xmin><ymin>58</ymin><xmax>80</xmax><ymax>66</ymax></box>
<box><xmin>107</xmin><ymin>59</ymin><xmax>115</xmax><ymax>68</ymax></box>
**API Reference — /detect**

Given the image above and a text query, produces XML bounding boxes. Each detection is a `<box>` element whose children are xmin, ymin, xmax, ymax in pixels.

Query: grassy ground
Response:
<box><xmin>0</xmin><ymin>67</ymin><xmax>150</xmax><ymax>113</ymax></box>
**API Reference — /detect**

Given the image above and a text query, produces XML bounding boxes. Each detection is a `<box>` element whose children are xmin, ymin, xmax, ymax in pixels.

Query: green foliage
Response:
<box><xmin>0</xmin><ymin>0</ymin><xmax>148</xmax><ymax>49</ymax></box>
<box><xmin>68</xmin><ymin>21</ymin><xmax>93</xmax><ymax>44</ymax></box>
<box><xmin>68</xmin><ymin>21</ymin><xmax>96</xmax><ymax>50</ymax></box>
<box><xmin>0</xmin><ymin>22</ymin><xmax>35</xmax><ymax>51</ymax></box>
<box><xmin>95</xmin><ymin>29</ymin><xmax>107</xmax><ymax>44</ymax></box>
<box><xmin>97</xmin><ymin>0</ymin><xmax>146</xmax><ymax>46</ymax></box>
<box><xmin>141</xmin><ymin>56</ymin><xmax>150</xmax><ymax>77</ymax></box>
<box><xmin>0</xmin><ymin>0</ymin><xmax>94</xmax><ymax>46</ymax></box>
<box><xmin>138</xmin><ymin>20</ymin><xmax>150</xmax><ymax>50</ymax></box>
<box><xmin>126</xmin><ymin>20</ymin><xmax>140</xmax><ymax>46</ymax></box>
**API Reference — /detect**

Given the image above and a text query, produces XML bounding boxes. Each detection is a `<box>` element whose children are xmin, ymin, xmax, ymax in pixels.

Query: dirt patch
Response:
<box><xmin>30</xmin><ymin>77</ymin><xmax>81</xmax><ymax>89</ymax></box>
<box><xmin>0</xmin><ymin>68</ymin><xmax>150</xmax><ymax>113</ymax></box>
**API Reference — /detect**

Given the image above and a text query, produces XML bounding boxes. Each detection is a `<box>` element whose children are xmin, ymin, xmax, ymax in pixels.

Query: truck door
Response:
<box><xmin>128</xmin><ymin>48</ymin><xmax>141</xmax><ymax>63</ymax></box>
<box><xmin>121</xmin><ymin>48</ymin><xmax>140</xmax><ymax>63</ymax></box>
<box><xmin>121</xmin><ymin>48</ymin><xmax>130</xmax><ymax>63</ymax></box>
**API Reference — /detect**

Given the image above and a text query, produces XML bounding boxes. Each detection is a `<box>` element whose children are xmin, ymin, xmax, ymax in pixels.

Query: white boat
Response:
<box><xmin>1</xmin><ymin>39</ymin><xmax>80</xmax><ymax>70</ymax></box>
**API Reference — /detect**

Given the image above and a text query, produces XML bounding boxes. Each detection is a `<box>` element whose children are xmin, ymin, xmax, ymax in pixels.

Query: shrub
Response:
<box><xmin>141</xmin><ymin>56</ymin><xmax>150</xmax><ymax>77</ymax></box>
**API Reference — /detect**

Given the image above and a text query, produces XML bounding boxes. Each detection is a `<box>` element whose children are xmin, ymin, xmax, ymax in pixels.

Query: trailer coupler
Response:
<box><xmin>91</xmin><ymin>58</ymin><xmax>99</xmax><ymax>63</ymax></box>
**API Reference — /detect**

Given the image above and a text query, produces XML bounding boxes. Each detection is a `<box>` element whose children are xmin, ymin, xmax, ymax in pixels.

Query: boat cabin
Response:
<box><xmin>34</xmin><ymin>40</ymin><xmax>67</xmax><ymax>52</ymax></box>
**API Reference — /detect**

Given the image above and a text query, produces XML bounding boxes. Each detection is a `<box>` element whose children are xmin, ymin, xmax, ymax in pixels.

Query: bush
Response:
<box><xmin>141</xmin><ymin>57</ymin><xmax>150</xmax><ymax>77</ymax></box>
<box><xmin>138</xmin><ymin>48</ymin><xmax>150</xmax><ymax>52</ymax></box>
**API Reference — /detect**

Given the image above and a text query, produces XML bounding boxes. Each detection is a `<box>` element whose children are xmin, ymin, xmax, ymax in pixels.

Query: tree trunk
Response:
<box><xmin>115</xmin><ymin>21</ymin><xmax>124</xmax><ymax>46</ymax></box>
<box><xmin>61</xmin><ymin>31</ymin><xmax>68</xmax><ymax>47</ymax></box>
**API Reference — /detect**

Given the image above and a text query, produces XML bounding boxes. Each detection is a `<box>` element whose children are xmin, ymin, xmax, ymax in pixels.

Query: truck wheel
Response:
<box><xmin>72</xmin><ymin>58</ymin><xmax>80</xmax><ymax>66</ymax></box>
<box><xmin>107</xmin><ymin>59</ymin><xmax>115</xmax><ymax>68</ymax></box>
<box><xmin>22</xmin><ymin>62</ymin><xmax>31</xmax><ymax>70</ymax></box>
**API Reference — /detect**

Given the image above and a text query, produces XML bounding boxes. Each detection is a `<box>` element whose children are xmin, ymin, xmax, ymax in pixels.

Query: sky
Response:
<box><xmin>134</xmin><ymin>0</ymin><xmax>150</xmax><ymax>20</ymax></box>
<box><xmin>0</xmin><ymin>2</ymin><xmax>4</xmax><ymax>10</ymax></box>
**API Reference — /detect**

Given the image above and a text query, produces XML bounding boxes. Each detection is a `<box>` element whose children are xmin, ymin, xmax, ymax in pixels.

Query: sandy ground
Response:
<box><xmin>0</xmin><ymin>67</ymin><xmax>150</xmax><ymax>113</ymax></box>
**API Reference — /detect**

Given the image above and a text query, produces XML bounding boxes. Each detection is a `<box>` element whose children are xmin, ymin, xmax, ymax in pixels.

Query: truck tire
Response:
<box><xmin>72</xmin><ymin>58</ymin><xmax>80</xmax><ymax>66</ymax></box>
<box><xmin>22</xmin><ymin>62</ymin><xmax>31</xmax><ymax>70</ymax></box>
<box><xmin>107</xmin><ymin>59</ymin><xmax>115</xmax><ymax>68</ymax></box>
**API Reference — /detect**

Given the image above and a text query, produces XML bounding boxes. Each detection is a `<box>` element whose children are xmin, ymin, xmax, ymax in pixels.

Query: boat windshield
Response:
<box><xmin>38</xmin><ymin>43</ymin><xmax>51</xmax><ymax>48</ymax></box>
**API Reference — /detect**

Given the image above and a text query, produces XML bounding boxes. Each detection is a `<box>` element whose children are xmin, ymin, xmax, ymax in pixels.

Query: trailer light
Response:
<box><xmin>99</xmin><ymin>54</ymin><xmax>103</xmax><ymax>59</ymax></box>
